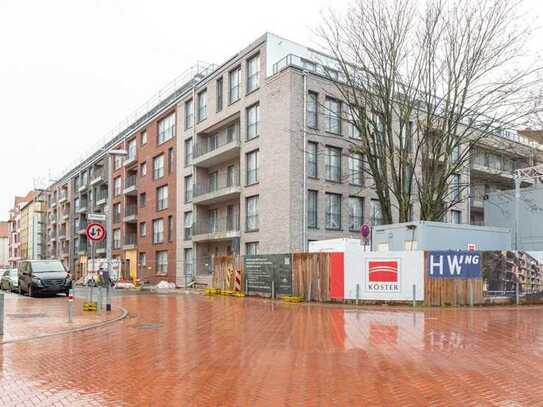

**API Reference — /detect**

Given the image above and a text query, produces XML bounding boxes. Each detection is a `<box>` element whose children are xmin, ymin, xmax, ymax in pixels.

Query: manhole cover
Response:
<box><xmin>7</xmin><ymin>313</ymin><xmax>47</xmax><ymax>319</ymax></box>
<box><xmin>133</xmin><ymin>323</ymin><xmax>161</xmax><ymax>331</ymax></box>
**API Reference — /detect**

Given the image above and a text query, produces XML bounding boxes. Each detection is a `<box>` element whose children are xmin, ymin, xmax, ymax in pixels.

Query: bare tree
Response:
<box><xmin>315</xmin><ymin>0</ymin><xmax>542</xmax><ymax>224</ymax></box>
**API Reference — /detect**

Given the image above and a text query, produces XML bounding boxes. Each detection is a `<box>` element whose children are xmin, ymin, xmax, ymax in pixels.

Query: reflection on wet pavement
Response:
<box><xmin>1</xmin><ymin>294</ymin><xmax>543</xmax><ymax>405</ymax></box>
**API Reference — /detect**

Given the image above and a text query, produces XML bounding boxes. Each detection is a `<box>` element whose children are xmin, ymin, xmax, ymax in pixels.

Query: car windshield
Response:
<box><xmin>31</xmin><ymin>261</ymin><xmax>65</xmax><ymax>273</ymax></box>
<box><xmin>10</xmin><ymin>270</ymin><xmax>17</xmax><ymax>278</ymax></box>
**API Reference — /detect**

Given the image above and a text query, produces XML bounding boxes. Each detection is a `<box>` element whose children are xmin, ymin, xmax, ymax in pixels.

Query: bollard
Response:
<box><xmin>89</xmin><ymin>285</ymin><xmax>94</xmax><ymax>304</ymax></box>
<box><xmin>67</xmin><ymin>289</ymin><xmax>74</xmax><ymax>323</ymax></box>
<box><xmin>516</xmin><ymin>282</ymin><xmax>520</xmax><ymax>305</ymax></box>
<box><xmin>356</xmin><ymin>284</ymin><xmax>360</xmax><ymax>305</ymax></box>
<box><xmin>469</xmin><ymin>280</ymin><xmax>474</xmax><ymax>307</ymax></box>
<box><xmin>106</xmin><ymin>284</ymin><xmax>111</xmax><ymax>312</ymax></box>
<box><xmin>244</xmin><ymin>274</ymin><xmax>248</xmax><ymax>295</ymax></box>
<box><xmin>271</xmin><ymin>280</ymin><xmax>275</xmax><ymax>300</ymax></box>
<box><xmin>412</xmin><ymin>284</ymin><xmax>416</xmax><ymax>308</ymax></box>
<box><xmin>0</xmin><ymin>292</ymin><xmax>4</xmax><ymax>336</ymax></box>
<box><xmin>97</xmin><ymin>286</ymin><xmax>103</xmax><ymax>313</ymax></box>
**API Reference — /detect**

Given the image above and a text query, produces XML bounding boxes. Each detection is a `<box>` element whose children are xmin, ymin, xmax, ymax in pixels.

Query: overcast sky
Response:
<box><xmin>1</xmin><ymin>0</ymin><xmax>542</xmax><ymax>219</ymax></box>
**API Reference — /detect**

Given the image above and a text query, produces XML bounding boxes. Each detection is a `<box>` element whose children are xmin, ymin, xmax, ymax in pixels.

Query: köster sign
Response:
<box><xmin>367</xmin><ymin>260</ymin><xmax>400</xmax><ymax>292</ymax></box>
<box><xmin>427</xmin><ymin>251</ymin><xmax>481</xmax><ymax>279</ymax></box>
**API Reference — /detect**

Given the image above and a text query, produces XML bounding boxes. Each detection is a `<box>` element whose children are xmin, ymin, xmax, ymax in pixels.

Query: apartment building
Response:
<box><xmin>0</xmin><ymin>222</ymin><xmax>8</xmax><ymax>268</ymax></box>
<box><xmin>41</xmin><ymin>33</ymin><xmax>540</xmax><ymax>286</ymax></box>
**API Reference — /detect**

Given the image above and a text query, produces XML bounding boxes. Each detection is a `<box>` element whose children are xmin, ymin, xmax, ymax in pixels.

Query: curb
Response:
<box><xmin>0</xmin><ymin>306</ymin><xmax>129</xmax><ymax>345</ymax></box>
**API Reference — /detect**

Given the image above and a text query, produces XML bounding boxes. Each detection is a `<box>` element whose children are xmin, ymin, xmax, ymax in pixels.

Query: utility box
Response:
<box><xmin>371</xmin><ymin>221</ymin><xmax>511</xmax><ymax>251</ymax></box>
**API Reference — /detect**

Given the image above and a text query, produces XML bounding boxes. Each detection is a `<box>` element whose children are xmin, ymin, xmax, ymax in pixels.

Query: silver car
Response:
<box><xmin>1</xmin><ymin>269</ymin><xmax>18</xmax><ymax>291</ymax></box>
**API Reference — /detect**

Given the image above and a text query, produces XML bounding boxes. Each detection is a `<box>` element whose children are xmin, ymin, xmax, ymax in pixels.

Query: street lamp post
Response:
<box><xmin>106</xmin><ymin>149</ymin><xmax>127</xmax><ymax>311</ymax></box>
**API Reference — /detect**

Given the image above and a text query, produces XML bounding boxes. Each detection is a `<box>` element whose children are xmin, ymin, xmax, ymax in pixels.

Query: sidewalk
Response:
<box><xmin>0</xmin><ymin>292</ymin><xmax>125</xmax><ymax>343</ymax></box>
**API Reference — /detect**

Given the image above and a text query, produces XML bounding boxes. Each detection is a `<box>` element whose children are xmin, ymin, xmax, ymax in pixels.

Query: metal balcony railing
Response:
<box><xmin>193</xmin><ymin>217</ymin><xmax>240</xmax><ymax>235</ymax></box>
<box><xmin>96</xmin><ymin>189</ymin><xmax>108</xmax><ymax>202</ymax></box>
<box><xmin>125</xmin><ymin>204</ymin><xmax>137</xmax><ymax>217</ymax></box>
<box><xmin>193</xmin><ymin>174</ymin><xmax>240</xmax><ymax>198</ymax></box>
<box><xmin>125</xmin><ymin>174</ymin><xmax>137</xmax><ymax>189</ymax></box>
<box><xmin>124</xmin><ymin>234</ymin><xmax>137</xmax><ymax>246</ymax></box>
<box><xmin>193</xmin><ymin>132</ymin><xmax>240</xmax><ymax>158</ymax></box>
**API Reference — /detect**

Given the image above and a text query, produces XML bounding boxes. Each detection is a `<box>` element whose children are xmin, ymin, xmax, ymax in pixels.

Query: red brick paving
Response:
<box><xmin>1</xmin><ymin>294</ymin><xmax>543</xmax><ymax>406</ymax></box>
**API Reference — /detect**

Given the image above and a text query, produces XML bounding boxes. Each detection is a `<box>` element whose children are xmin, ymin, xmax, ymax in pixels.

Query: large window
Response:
<box><xmin>184</xmin><ymin>138</ymin><xmax>193</xmax><ymax>167</ymax></box>
<box><xmin>139</xmin><ymin>222</ymin><xmax>146</xmax><ymax>238</ymax></box>
<box><xmin>140</xmin><ymin>130</ymin><xmax>147</xmax><ymax>145</ymax></box>
<box><xmin>168</xmin><ymin>147</ymin><xmax>174</xmax><ymax>174</ymax></box>
<box><xmin>347</xmin><ymin>108</ymin><xmax>361</xmax><ymax>139</ymax></box>
<box><xmin>326</xmin><ymin>193</ymin><xmax>342</xmax><ymax>230</ymax></box>
<box><xmin>246</xmin><ymin>150</ymin><xmax>259</xmax><ymax>185</ymax></box>
<box><xmin>114</xmin><ymin>177</ymin><xmax>121</xmax><ymax>196</ymax></box>
<box><xmin>127</xmin><ymin>138</ymin><xmax>136</xmax><ymax>161</ymax></box>
<box><xmin>348</xmin><ymin>152</ymin><xmax>363</xmax><ymax>186</ymax></box>
<box><xmin>158</xmin><ymin>113</ymin><xmax>175</xmax><ymax>144</ymax></box>
<box><xmin>326</xmin><ymin>97</ymin><xmax>341</xmax><ymax>134</ymax></box>
<box><xmin>208</xmin><ymin>171</ymin><xmax>218</xmax><ymax>192</ymax></box>
<box><xmin>216</xmin><ymin>77</ymin><xmax>223</xmax><ymax>112</ymax></box>
<box><xmin>246</xmin><ymin>195</ymin><xmax>259</xmax><ymax>232</ymax></box>
<box><xmin>229</xmin><ymin>67</ymin><xmax>241</xmax><ymax>104</ymax></box>
<box><xmin>184</xmin><ymin>211</ymin><xmax>192</xmax><ymax>240</ymax></box>
<box><xmin>307</xmin><ymin>92</ymin><xmax>318</xmax><ymax>129</ymax></box>
<box><xmin>197</xmin><ymin>89</ymin><xmax>207</xmax><ymax>122</ymax></box>
<box><xmin>451</xmin><ymin>210</ymin><xmax>461</xmax><ymax>224</ymax></box>
<box><xmin>307</xmin><ymin>141</ymin><xmax>318</xmax><ymax>178</ymax></box>
<box><xmin>184</xmin><ymin>175</ymin><xmax>193</xmax><ymax>203</ymax></box>
<box><xmin>152</xmin><ymin>219</ymin><xmax>164</xmax><ymax>244</ymax></box>
<box><xmin>325</xmin><ymin>146</ymin><xmax>342</xmax><ymax>182</ymax></box>
<box><xmin>185</xmin><ymin>100</ymin><xmax>193</xmax><ymax>130</ymax></box>
<box><xmin>247</xmin><ymin>54</ymin><xmax>260</xmax><ymax>93</ymax></box>
<box><xmin>156</xmin><ymin>251</ymin><xmax>168</xmax><ymax>275</ymax></box>
<box><xmin>371</xmin><ymin>200</ymin><xmax>383</xmax><ymax>226</ymax></box>
<box><xmin>184</xmin><ymin>248</ymin><xmax>193</xmax><ymax>277</ymax></box>
<box><xmin>156</xmin><ymin>185</ymin><xmax>168</xmax><ymax>211</ymax></box>
<box><xmin>153</xmin><ymin>154</ymin><xmax>164</xmax><ymax>180</ymax></box>
<box><xmin>168</xmin><ymin>215</ymin><xmax>174</xmax><ymax>242</ymax></box>
<box><xmin>308</xmin><ymin>190</ymin><xmax>318</xmax><ymax>228</ymax></box>
<box><xmin>140</xmin><ymin>162</ymin><xmax>147</xmax><ymax>177</ymax></box>
<box><xmin>348</xmin><ymin>197</ymin><xmax>364</xmax><ymax>231</ymax></box>
<box><xmin>452</xmin><ymin>174</ymin><xmax>461</xmax><ymax>201</ymax></box>
<box><xmin>113</xmin><ymin>203</ymin><xmax>121</xmax><ymax>223</ymax></box>
<box><xmin>246</xmin><ymin>242</ymin><xmax>259</xmax><ymax>255</ymax></box>
<box><xmin>247</xmin><ymin>104</ymin><xmax>259</xmax><ymax>140</ymax></box>
<box><xmin>113</xmin><ymin>229</ymin><xmax>121</xmax><ymax>249</ymax></box>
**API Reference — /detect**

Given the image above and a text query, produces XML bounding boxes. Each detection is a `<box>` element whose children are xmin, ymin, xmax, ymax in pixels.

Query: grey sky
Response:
<box><xmin>1</xmin><ymin>0</ymin><xmax>542</xmax><ymax>219</ymax></box>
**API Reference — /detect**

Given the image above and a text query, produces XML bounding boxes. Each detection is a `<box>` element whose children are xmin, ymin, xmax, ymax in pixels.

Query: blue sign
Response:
<box><xmin>427</xmin><ymin>251</ymin><xmax>481</xmax><ymax>279</ymax></box>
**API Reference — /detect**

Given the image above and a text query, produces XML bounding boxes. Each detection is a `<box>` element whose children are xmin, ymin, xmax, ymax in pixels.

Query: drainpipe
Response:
<box><xmin>302</xmin><ymin>72</ymin><xmax>307</xmax><ymax>251</ymax></box>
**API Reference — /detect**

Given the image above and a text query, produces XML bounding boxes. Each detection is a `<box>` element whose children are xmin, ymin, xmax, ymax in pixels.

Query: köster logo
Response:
<box><xmin>367</xmin><ymin>260</ymin><xmax>400</xmax><ymax>292</ymax></box>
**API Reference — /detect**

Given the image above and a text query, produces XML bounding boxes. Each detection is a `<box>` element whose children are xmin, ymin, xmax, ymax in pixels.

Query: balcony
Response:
<box><xmin>96</xmin><ymin>189</ymin><xmax>107</xmax><ymax>206</ymax></box>
<box><xmin>76</xmin><ymin>242</ymin><xmax>88</xmax><ymax>255</ymax></box>
<box><xmin>58</xmin><ymin>190</ymin><xmax>68</xmax><ymax>204</ymax></box>
<box><xmin>193</xmin><ymin>176</ymin><xmax>241</xmax><ymax>206</ymax></box>
<box><xmin>78</xmin><ymin>180</ymin><xmax>88</xmax><ymax>193</ymax></box>
<box><xmin>58</xmin><ymin>228</ymin><xmax>67</xmax><ymax>240</ymax></box>
<box><xmin>62</xmin><ymin>209</ymin><xmax>70</xmax><ymax>220</ymax></box>
<box><xmin>124</xmin><ymin>204</ymin><xmax>137</xmax><ymax>223</ymax></box>
<box><xmin>192</xmin><ymin>217</ymin><xmax>240</xmax><ymax>242</ymax></box>
<box><xmin>123</xmin><ymin>174</ymin><xmax>137</xmax><ymax>195</ymax></box>
<box><xmin>123</xmin><ymin>234</ymin><xmax>137</xmax><ymax>250</ymax></box>
<box><xmin>123</xmin><ymin>154</ymin><xmax>138</xmax><ymax>168</ymax></box>
<box><xmin>50</xmin><ymin>200</ymin><xmax>57</xmax><ymax>209</ymax></box>
<box><xmin>76</xmin><ymin>201</ymin><xmax>88</xmax><ymax>214</ymax></box>
<box><xmin>90</xmin><ymin>170</ymin><xmax>104</xmax><ymax>185</ymax></box>
<box><xmin>95</xmin><ymin>240</ymin><xmax>106</xmax><ymax>254</ymax></box>
<box><xmin>77</xmin><ymin>220</ymin><xmax>88</xmax><ymax>234</ymax></box>
<box><xmin>193</xmin><ymin>133</ymin><xmax>241</xmax><ymax>168</ymax></box>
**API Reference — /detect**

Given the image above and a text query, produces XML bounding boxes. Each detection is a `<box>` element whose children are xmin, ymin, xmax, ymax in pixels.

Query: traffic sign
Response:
<box><xmin>88</xmin><ymin>213</ymin><xmax>106</xmax><ymax>221</ymax></box>
<box><xmin>361</xmin><ymin>224</ymin><xmax>370</xmax><ymax>238</ymax></box>
<box><xmin>86</xmin><ymin>223</ymin><xmax>106</xmax><ymax>241</ymax></box>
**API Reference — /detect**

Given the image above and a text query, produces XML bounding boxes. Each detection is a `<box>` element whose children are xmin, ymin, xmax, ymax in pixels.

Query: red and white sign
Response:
<box><xmin>86</xmin><ymin>223</ymin><xmax>106</xmax><ymax>241</ymax></box>
<box><xmin>367</xmin><ymin>260</ymin><xmax>400</xmax><ymax>292</ymax></box>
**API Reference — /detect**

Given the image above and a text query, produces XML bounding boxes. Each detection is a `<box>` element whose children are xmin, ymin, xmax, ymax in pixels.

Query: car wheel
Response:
<box><xmin>18</xmin><ymin>283</ymin><xmax>23</xmax><ymax>295</ymax></box>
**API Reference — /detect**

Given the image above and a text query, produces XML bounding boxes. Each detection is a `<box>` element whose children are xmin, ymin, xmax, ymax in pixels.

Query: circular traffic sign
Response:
<box><xmin>86</xmin><ymin>223</ymin><xmax>106</xmax><ymax>241</ymax></box>
<box><xmin>361</xmin><ymin>224</ymin><xmax>370</xmax><ymax>238</ymax></box>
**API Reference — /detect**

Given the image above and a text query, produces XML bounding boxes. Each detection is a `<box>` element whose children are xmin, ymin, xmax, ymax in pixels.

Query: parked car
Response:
<box><xmin>1</xmin><ymin>269</ymin><xmax>18</xmax><ymax>291</ymax></box>
<box><xmin>17</xmin><ymin>260</ymin><xmax>72</xmax><ymax>297</ymax></box>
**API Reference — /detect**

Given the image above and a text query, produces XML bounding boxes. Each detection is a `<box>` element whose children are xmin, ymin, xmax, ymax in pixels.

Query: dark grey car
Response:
<box><xmin>17</xmin><ymin>260</ymin><xmax>72</xmax><ymax>297</ymax></box>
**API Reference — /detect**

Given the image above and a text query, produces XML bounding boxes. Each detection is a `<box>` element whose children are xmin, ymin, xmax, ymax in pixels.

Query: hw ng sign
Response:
<box><xmin>427</xmin><ymin>251</ymin><xmax>481</xmax><ymax>279</ymax></box>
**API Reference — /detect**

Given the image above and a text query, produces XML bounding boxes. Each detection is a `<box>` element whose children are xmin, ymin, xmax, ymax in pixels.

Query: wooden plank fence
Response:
<box><xmin>292</xmin><ymin>253</ymin><xmax>331</xmax><ymax>302</ymax></box>
<box><xmin>211</xmin><ymin>256</ymin><xmax>245</xmax><ymax>292</ymax></box>
<box><xmin>424</xmin><ymin>277</ymin><xmax>483</xmax><ymax>306</ymax></box>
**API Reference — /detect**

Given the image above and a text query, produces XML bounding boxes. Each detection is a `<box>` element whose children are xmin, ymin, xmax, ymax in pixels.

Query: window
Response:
<box><xmin>184</xmin><ymin>211</ymin><xmax>192</xmax><ymax>240</ymax></box>
<box><xmin>208</xmin><ymin>171</ymin><xmax>218</xmax><ymax>192</ymax></box>
<box><xmin>139</xmin><ymin>192</ymin><xmax>147</xmax><ymax>208</ymax></box>
<box><xmin>302</xmin><ymin>59</ymin><xmax>316</xmax><ymax>72</ymax></box>
<box><xmin>216</xmin><ymin>77</ymin><xmax>223</xmax><ymax>112</ymax></box>
<box><xmin>451</xmin><ymin>210</ymin><xmax>461</xmax><ymax>224</ymax></box>
<box><xmin>139</xmin><ymin>222</ymin><xmax>146</xmax><ymax>238</ymax></box>
<box><xmin>307</xmin><ymin>92</ymin><xmax>318</xmax><ymax>129</ymax></box>
<box><xmin>347</xmin><ymin>108</ymin><xmax>361</xmax><ymax>139</ymax></box>
<box><xmin>114</xmin><ymin>155</ymin><xmax>123</xmax><ymax>170</ymax></box>
<box><xmin>127</xmin><ymin>138</ymin><xmax>136</xmax><ymax>161</ymax></box>
<box><xmin>184</xmin><ymin>175</ymin><xmax>193</xmax><ymax>203</ymax></box>
<box><xmin>451</xmin><ymin>144</ymin><xmax>460</xmax><ymax>162</ymax></box>
<box><xmin>325</xmin><ymin>67</ymin><xmax>339</xmax><ymax>80</ymax></box>
<box><xmin>158</xmin><ymin>113</ymin><xmax>176</xmax><ymax>144</ymax></box>
<box><xmin>400</xmin><ymin>120</ymin><xmax>412</xmax><ymax>153</ymax></box>
<box><xmin>140</xmin><ymin>130</ymin><xmax>147</xmax><ymax>145</ymax></box>
<box><xmin>246</xmin><ymin>150</ymin><xmax>259</xmax><ymax>185</ymax></box>
<box><xmin>348</xmin><ymin>152</ymin><xmax>363</xmax><ymax>185</ymax></box>
<box><xmin>325</xmin><ymin>193</ymin><xmax>342</xmax><ymax>230</ymax></box>
<box><xmin>139</xmin><ymin>252</ymin><xmax>146</xmax><ymax>267</ymax></box>
<box><xmin>307</xmin><ymin>142</ymin><xmax>318</xmax><ymax>178</ymax></box>
<box><xmin>349</xmin><ymin>197</ymin><xmax>364</xmax><ymax>231</ymax></box>
<box><xmin>153</xmin><ymin>219</ymin><xmax>164</xmax><ymax>244</ymax></box>
<box><xmin>153</xmin><ymin>154</ymin><xmax>164</xmax><ymax>179</ymax></box>
<box><xmin>156</xmin><ymin>251</ymin><xmax>168</xmax><ymax>275</ymax></box>
<box><xmin>247</xmin><ymin>54</ymin><xmax>260</xmax><ymax>93</ymax></box>
<box><xmin>246</xmin><ymin>195</ymin><xmax>259</xmax><ymax>232</ymax></box>
<box><xmin>140</xmin><ymin>162</ymin><xmax>147</xmax><ymax>177</ymax></box>
<box><xmin>113</xmin><ymin>203</ymin><xmax>121</xmax><ymax>223</ymax></box>
<box><xmin>113</xmin><ymin>229</ymin><xmax>121</xmax><ymax>249</ymax></box>
<box><xmin>197</xmin><ymin>89</ymin><xmax>207</xmax><ymax>122</ymax></box>
<box><xmin>308</xmin><ymin>190</ymin><xmax>318</xmax><ymax>228</ymax></box>
<box><xmin>114</xmin><ymin>177</ymin><xmax>121</xmax><ymax>196</ymax></box>
<box><xmin>168</xmin><ymin>147</ymin><xmax>174</xmax><ymax>174</ymax></box>
<box><xmin>326</xmin><ymin>97</ymin><xmax>341</xmax><ymax>134</ymax></box>
<box><xmin>246</xmin><ymin>242</ymin><xmax>259</xmax><ymax>255</ymax></box>
<box><xmin>168</xmin><ymin>215</ymin><xmax>174</xmax><ymax>242</ymax></box>
<box><xmin>371</xmin><ymin>200</ymin><xmax>383</xmax><ymax>226</ymax></box>
<box><xmin>185</xmin><ymin>100</ymin><xmax>193</xmax><ymax>130</ymax></box>
<box><xmin>227</xmin><ymin>165</ymin><xmax>236</xmax><ymax>187</ymax></box>
<box><xmin>157</xmin><ymin>185</ymin><xmax>168</xmax><ymax>210</ymax></box>
<box><xmin>74</xmin><ymin>197</ymin><xmax>80</xmax><ymax>211</ymax></box>
<box><xmin>226</xmin><ymin>125</ymin><xmax>237</xmax><ymax>143</ymax></box>
<box><xmin>325</xmin><ymin>146</ymin><xmax>342</xmax><ymax>182</ymax></box>
<box><xmin>247</xmin><ymin>104</ymin><xmax>259</xmax><ymax>140</ymax></box>
<box><xmin>208</xmin><ymin>209</ymin><xmax>219</xmax><ymax>233</ymax></box>
<box><xmin>450</xmin><ymin>174</ymin><xmax>461</xmax><ymax>202</ymax></box>
<box><xmin>229</xmin><ymin>67</ymin><xmax>241</xmax><ymax>104</ymax></box>
<box><xmin>184</xmin><ymin>248</ymin><xmax>193</xmax><ymax>277</ymax></box>
<box><xmin>184</xmin><ymin>138</ymin><xmax>193</xmax><ymax>167</ymax></box>
<box><xmin>208</xmin><ymin>133</ymin><xmax>218</xmax><ymax>151</ymax></box>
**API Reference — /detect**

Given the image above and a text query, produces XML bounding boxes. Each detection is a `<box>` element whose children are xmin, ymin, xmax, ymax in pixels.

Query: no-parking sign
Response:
<box><xmin>86</xmin><ymin>223</ymin><xmax>106</xmax><ymax>241</ymax></box>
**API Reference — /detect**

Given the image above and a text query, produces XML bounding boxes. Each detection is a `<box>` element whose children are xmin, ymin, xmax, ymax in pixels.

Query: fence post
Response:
<box><xmin>469</xmin><ymin>280</ymin><xmax>474</xmax><ymax>307</ymax></box>
<box><xmin>307</xmin><ymin>265</ymin><xmax>312</xmax><ymax>303</ymax></box>
<box><xmin>412</xmin><ymin>284</ymin><xmax>416</xmax><ymax>308</ymax></box>
<box><xmin>271</xmin><ymin>280</ymin><xmax>275</xmax><ymax>299</ymax></box>
<box><xmin>516</xmin><ymin>282</ymin><xmax>520</xmax><ymax>305</ymax></box>
<box><xmin>67</xmin><ymin>288</ymin><xmax>74</xmax><ymax>323</ymax></box>
<box><xmin>356</xmin><ymin>284</ymin><xmax>360</xmax><ymax>305</ymax></box>
<box><xmin>97</xmin><ymin>286</ymin><xmax>103</xmax><ymax>313</ymax></box>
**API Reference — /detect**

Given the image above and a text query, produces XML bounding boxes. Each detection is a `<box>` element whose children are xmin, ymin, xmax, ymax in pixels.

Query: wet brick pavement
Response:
<box><xmin>1</xmin><ymin>293</ymin><xmax>543</xmax><ymax>406</ymax></box>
